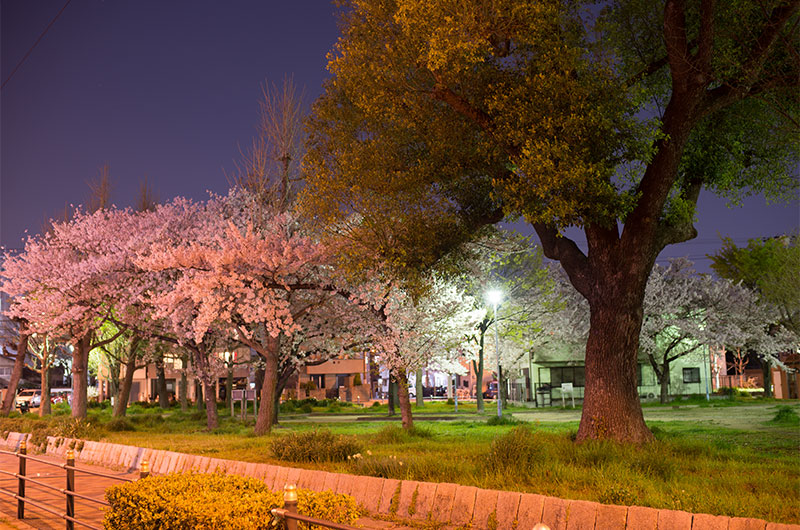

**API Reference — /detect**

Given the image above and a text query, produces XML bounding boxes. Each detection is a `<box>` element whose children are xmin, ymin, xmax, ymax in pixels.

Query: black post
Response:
<box><xmin>139</xmin><ymin>460</ymin><xmax>150</xmax><ymax>479</ymax></box>
<box><xmin>66</xmin><ymin>449</ymin><xmax>75</xmax><ymax>530</ymax></box>
<box><xmin>17</xmin><ymin>439</ymin><xmax>26</xmax><ymax>519</ymax></box>
<box><xmin>283</xmin><ymin>484</ymin><xmax>298</xmax><ymax>530</ymax></box>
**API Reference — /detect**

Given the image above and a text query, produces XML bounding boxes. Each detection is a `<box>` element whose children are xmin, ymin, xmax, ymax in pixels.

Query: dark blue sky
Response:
<box><xmin>1</xmin><ymin>1</ymin><xmax>798</xmax><ymax>272</ymax></box>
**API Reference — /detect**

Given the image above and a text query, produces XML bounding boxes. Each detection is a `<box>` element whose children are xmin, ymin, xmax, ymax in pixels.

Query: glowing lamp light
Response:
<box><xmin>486</xmin><ymin>289</ymin><xmax>503</xmax><ymax>306</ymax></box>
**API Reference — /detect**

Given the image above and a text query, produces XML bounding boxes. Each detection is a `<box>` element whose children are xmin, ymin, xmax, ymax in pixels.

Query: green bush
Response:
<box><xmin>446</xmin><ymin>398</ymin><xmax>455</xmax><ymax>405</ymax></box>
<box><xmin>484</xmin><ymin>425</ymin><xmax>543</xmax><ymax>472</ymax></box>
<box><xmin>104</xmin><ymin>472</ymin><xmax>360</xmax><ymax>530</ymax></box>
<box><xmin>768</xmin><ymin>405</ymin><xmax>800</xmax><ymax>426</ymax></box>
<box><xmin>486</xmin><ymin>414</ymin><xmax>522</xmax><ymax>426</ymax></box>
<box><xmin>348</xmin><ymin>451</ymin><xmax>406</xmax><ymax>479</ymax></box>
<box><xmin>106</xmin><ymin>418</ymin><xmax>136</xmax><ymax>432</ymax></box>
<box><xmin>371</xmin><ymin>424</ymin><xmax>433</xmax><ymax>445</ymax></box>
<box><xmin>271</xmin><ymin>429</ymin><xmax>361</xmax><ymax>463</ymax></box>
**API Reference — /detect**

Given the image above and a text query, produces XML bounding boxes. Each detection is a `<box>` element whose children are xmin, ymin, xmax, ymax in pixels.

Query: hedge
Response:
<box><xmin>104</xmin><ymin>472</ymin><xmax>361</xmax><ymax>529</ymax></box>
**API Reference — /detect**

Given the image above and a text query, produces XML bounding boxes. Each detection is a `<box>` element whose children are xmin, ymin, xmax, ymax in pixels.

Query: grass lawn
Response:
<box><xmin>1</xmin><ymin>398</ymin><xmax>798</xmax><ymax>524</ymax></box>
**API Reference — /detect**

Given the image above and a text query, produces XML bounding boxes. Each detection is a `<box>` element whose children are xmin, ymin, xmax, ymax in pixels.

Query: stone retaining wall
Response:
<box><xmin>1</xmin><ymin>432</ymin><xmax>796</xmax><ymax>530</ymax></box>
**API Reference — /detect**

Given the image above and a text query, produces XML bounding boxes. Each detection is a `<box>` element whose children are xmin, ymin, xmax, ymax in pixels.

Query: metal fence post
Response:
<box><xmin>17</xmin><ymin>439</ymin><xmax>26</xmax><ymax>519</ymax></box>
<box><xmin>66</xmin><ymin>449</ymin><xmax>75</xmax><ymax>530</ymax></box>
<box><xmin>283</xmin><ymin>484</ymin><xmax>298</xmax><ymax>530</ymax></box>
<box><xmin>139</xmin><ymin>460</ymin><xmax>150</xmax><ymax>479</ymax></box>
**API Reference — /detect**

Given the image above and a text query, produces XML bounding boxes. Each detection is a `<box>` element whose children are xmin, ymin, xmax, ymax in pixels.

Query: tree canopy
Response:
<box><xmin>302</xmin><ymin>0</ymin><xmax>799</xmax><ymax>442</ymax></box>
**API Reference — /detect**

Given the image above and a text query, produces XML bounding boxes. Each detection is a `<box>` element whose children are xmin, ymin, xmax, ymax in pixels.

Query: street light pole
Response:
<box><xmin>487</xmin><ymin>289</ymin><xmax>503</xmax><ymax>419</ymax></box>
<box><xmin>493</xmin><ymin>299</ymin><xmax>501</xmax><ymax>418</ymax></box>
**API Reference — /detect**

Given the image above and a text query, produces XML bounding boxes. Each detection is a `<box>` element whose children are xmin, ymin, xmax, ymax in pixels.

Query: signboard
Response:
<box><xmin>560</xmin><ymin>382</ymin><xmax>575</xmax><ymax>408</ymax></box>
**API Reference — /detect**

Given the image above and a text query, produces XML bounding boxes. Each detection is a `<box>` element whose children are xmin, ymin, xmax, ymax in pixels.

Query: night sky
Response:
<box><xmin>1</xmin><ymin>1</ymin><xmax>798</xmax><ymax>273</ymax></box>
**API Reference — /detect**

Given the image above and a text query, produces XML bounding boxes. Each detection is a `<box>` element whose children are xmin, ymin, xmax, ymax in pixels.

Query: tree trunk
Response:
<box><xmin>225</xmin><ymin>364</ymin><xmax>234</xmax><ymax>410</ymax></box>
<box><xmin>254</xmin><ymin>336</ymin><xmax>279</xmax><ymax>435</ymax></box>
<box><xmin>155</xmin><ymin>355</ymin><xmax>169</xmax><ymax>409</ymax></box>
<box><xmin>202</xmin><ymin>377</ymin><xmax>218</xmax><ymax>430</ymax></box>
<box><xmin>396</xmin><ymin>371</ymin><xmax>414</xmax><ymax>430</ymax></box>
<box><xmin>71</xmin><ymin>334</ymin><xmax>91</xmax><ymax>419</ymax></box>
<box><xmin>39</xmin><ymin>363</ymin><xmax>51</xmax><ymax>416</ymax></box>
<box><xmin>387</xmin><ymin>377</ymin><xmax>396</xmax><ymax>415</ymax></box>
<box><xmin>114</xmin><ymin>354</ymin><xmax>137</xmax><ymax>417</ymax></box>
<box><xmin>576</xmin><ymin>298</ymin><xmax>653</xmax><ymax>443</ymax></box>
<box><xmin>659</xmin><ymin>362</ymin><xmax>670</xmax><ymax>404</ymax></box>
<box><xmin>476</xmin><ymin>329</ymin><xmax>485</xmax><ymax>413</ymax></box>
<box><xmin>1</xmin><ymin>332</ymin><xmax>29</xmax><ymax>416</ymax></box>
<box><xmin>179</xmin><ymin>354</ymin><xmax>189</xmax><ymax>412</ymax></box>
<box><xmin>499</xmin><ymin>365</ymin><xmax>507</xmax><ymax>410</ymax></box>
<box><xmin>196</xmin><ymin>381</ymin><xmax>204</xmax><ymax>411</ymax></box>
<box><xmin>761</xmin><ymin>360</ymin><xmax>772</xmax><ymax>398</ymax></box>
<box><xmin>415</xmin><ymin>368</ymin><xmax>424</xmax><ymax>407</ymax></box>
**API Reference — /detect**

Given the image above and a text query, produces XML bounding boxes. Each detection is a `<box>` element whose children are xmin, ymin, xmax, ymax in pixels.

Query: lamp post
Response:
<box><xmin>487</xmin><ymin>289</ymin><xmax>503</xmax><ymax>418</ymax></box>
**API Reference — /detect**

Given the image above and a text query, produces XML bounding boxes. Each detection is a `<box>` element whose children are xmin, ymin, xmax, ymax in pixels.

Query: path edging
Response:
<box><xmin>1</xmin><ymin>431</ymin><xmax>795</xmax><ymax>530</ymax></box>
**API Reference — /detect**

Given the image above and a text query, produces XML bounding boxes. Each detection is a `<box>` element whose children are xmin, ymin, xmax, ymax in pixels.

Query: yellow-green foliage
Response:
<box><xmin>104</xmin><ymin>472</ymin><xmax>360</xmax><ymax>530</ymax></box>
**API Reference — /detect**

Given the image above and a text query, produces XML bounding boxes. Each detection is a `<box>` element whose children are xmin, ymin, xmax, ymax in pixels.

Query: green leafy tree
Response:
<box><xmin>302</xmin><ymin>0</ymin><xmax>798</xmax><ymax>442</ymax></box>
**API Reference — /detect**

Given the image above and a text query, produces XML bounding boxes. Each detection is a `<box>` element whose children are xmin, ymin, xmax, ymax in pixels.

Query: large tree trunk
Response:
<box><xmin>1</xmin><ymin>332</ymin><xmax>29</xmax><ymax>416</ymax></box>
<box><xmin>196</xmin><ymin>380</ymin><xmax>204</xmax><ymax>411</ymax></box>
<box><xmin>396</xmin><ymin>371</ymin><xmax>414</xmax><ymax>430</ymax></box>
<box><xmin>577</xmin><ymin>296</ymin><xmax>653</xmax><ymax>443</ymax></box>
<box><xmin>72</xmin><ymin>334</ymin><xmax>91</xmax><ymax>419</ymax></box>
<box><xmin>39</xmin><ymin>363</ymin><xmax>51</xmax><ymax>416</ymax></box>
<box><xmin>114</xmin><ymin>353</ymin><xmax>137</xmax><ymax>417</ymax></box>
<box><xmin>254</xmin><ymin>336</ymin><xmax>279</xmax><ymax>435</ymax></box>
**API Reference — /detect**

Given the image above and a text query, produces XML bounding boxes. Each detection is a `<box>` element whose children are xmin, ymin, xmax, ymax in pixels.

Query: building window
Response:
<box><xmin>310</xmin><ymin>374</ymin><xmax>325</xmax><ymax>389</ymax></box>
<box><xmin>0</xmin><ymin>367</ymin><xmax>11</xmax><ymax>377</ymax></box>
<box><xmin>637</xmin><ymin>365</ymin><xmax>643</xmax><ymax>386</ymax></box>
<box><xmin>683</xmin><ymin>367</ymin><xmax>700</xmax><ymax>383</ymax></box>
<box><xmin>550</xmin><ymin>366</ymin><xmax>585</xmax><ymax>387</ymax></box>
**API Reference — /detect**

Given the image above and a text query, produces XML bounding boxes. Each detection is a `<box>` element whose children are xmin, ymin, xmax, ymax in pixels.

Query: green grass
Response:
<box><xmin>2</xmin><ymin>400</ymin><xmax>798</xmax><ymax>524</ymax></box>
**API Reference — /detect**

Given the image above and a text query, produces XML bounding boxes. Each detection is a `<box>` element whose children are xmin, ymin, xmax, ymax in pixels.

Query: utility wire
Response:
<box><xmin>1</xmin><ymin>0</ymin><xmax>73</xmax><ymax>91</ymax></box>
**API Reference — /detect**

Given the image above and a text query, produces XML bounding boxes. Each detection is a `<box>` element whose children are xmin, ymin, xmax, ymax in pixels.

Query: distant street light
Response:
<box><xmin>487</xmin><ymin>289</ymin><xmax>503</xmax><ymax>418</ymax></box>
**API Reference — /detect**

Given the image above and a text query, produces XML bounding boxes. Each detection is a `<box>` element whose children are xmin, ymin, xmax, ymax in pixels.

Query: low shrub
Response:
<box><xmin>446</xmin><ymin>398</ymin><xmax>455</xmax><ymax>405</ymax></box>
<box><xmin>104</xmin><ymin>472</ymin><xmax>360</xmax><ymax>530</ymax></box>
<box><xmin>106</xmin><ymin>418</ymin><xmax>136</xmax><ymax>432</ymax></box>
<box><xmin>484</xmin><ymin>425</ymin><xmax>543</xmax><ymax>472</ymax></box>
<box><xmin>768</xmin><ymin>405</ymin><xmax>800</xmax><ymax>426</ymax></box>
<box><xmin>349</xmin><ymin>451</ymin><xmax>406</xmax><ymax>479</ymax></box>
<box><xmin>372</xmin><ymin>424</ymin><xmax>433</xmax><ymax>445</ymax></box>
<box><xmin>271</xmin><ymin>429</ymin><xmax>361</xmax><ymax>463</ymax></box>
<box><xmin>486</xmin><ymin>414</ymin><xmax>522</xmax><ymax>426</ymax></box>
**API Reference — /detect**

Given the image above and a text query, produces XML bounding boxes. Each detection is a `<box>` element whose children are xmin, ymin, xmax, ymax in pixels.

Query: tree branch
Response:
<box><xmin>532</xmin><ymin>223</ymin><xmax>590</xmax><ymax>297</ymax></box>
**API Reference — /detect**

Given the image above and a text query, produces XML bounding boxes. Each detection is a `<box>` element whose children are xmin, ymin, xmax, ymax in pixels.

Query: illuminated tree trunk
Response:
<box><xmin>114</xmin><ymin>354</ymin><xmax>137</xmax><ymax>417</ymax></box>
<box><xmin>254</xmin><ymin>335</ymin><xmax>280</xmax><ymax>435</ymax></box>
<box><xmin>155</xmin><ymin>354</ymin><xmax>169</xmax><ymax>409</ymax></box>
<box><xmin>396</xmin><ymin>371</ymin><xmax>414</xmax><ymax>430</ymax></box>
<box><xmin>71</xmin><ymin>334</ymin><xmax>91</xmax><ymax>419</ymax></box>
<box><xmin>39</xmin><ymin>361</ymin><xmax>51</xmax><ymax>416</ymax></box>
<box><xmin>577</xmin><ymin>292</ymin><xmax>652</xmax><ymax>443</ymax></box>
<box><xmin>1</xmin><ymin>331</ymin><xmax>28</xmax><ymax>416</ymax></box>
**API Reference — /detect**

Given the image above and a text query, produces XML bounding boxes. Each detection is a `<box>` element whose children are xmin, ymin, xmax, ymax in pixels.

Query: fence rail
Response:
<box><xmin>0</xmin><ymin>440</ymin><xmax>149</xmax><ymax>530</ymax></box>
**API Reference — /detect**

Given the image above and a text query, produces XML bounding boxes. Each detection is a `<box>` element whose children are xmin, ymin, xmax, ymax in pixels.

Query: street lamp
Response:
<box><xmin>487</xmin><ymin>289</ymin><xmax>503</xmax><ymax>418</ymax></box>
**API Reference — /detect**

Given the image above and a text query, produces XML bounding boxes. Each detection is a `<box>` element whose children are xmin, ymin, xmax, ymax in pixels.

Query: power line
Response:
<box><xmin>1</xmin><ymin>0</ymin><xmax>73</xmax><ymax>91</ymax></box>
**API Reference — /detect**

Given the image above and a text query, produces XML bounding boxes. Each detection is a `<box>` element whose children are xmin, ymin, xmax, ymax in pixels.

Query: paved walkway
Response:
<box><xmin>0</xmin><ymin>451</ymin><xmax>138</xmax><ymax>530</ymax></box>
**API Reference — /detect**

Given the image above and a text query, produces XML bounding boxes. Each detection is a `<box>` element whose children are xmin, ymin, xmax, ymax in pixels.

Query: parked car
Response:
<box><xmin>15</xmin><ymin>389</ymin><xmax>41</xmax><ymax>411</ymax></box>
<box><xmin>482</xmin><ymin>382</ymin><xmax>498</xmax><ymax>399</ymax></box>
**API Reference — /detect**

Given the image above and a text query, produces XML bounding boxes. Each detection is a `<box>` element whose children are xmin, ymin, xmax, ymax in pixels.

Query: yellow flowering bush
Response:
<box><xmin>104</xmin><ymin>472</ymin><xmax>360</xmax><ymax>529</ymax></box>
